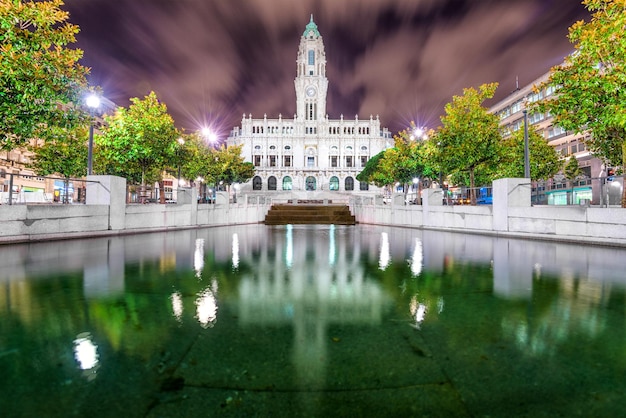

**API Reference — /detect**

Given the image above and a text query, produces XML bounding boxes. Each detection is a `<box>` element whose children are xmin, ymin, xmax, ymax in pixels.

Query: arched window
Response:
<box><xmin>329</xmin><ymin>176</ymin><xmax>339</xmax><ymax>191</ymax></box>
<box><xmin>268</xmin><ymin>176</ymin><xmax>277</xmax><ymax>191</ymax></box>
<box><xmin>282</xmin><ymin>176</ymin><xmax>292</xmax><ymax>190</ymax></box>
<box><xmin>305</xmin><ymin>176</ymin><xmax>317</xmax><ymax>191</ymax></box>
<box><xmin>253</xmin><ymin>176</ymin><xmax>262</xmax><ymax>191</ymax></box>
<box><xmin>345</xmin><ymin>177</ymin><xmax>354</xmax><ymax>191</ymax></box>
<box><xmin>359</xmin><ymin>181</ymin><xmax>369</xmax><ymax>191</ymax></box>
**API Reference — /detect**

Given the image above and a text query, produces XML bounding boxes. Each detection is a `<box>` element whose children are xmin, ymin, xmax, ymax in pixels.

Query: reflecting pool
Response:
<box><xmin>1</xmin><ymin>224</ymin><xmax>625</xmax><ymax>417</ymax></box>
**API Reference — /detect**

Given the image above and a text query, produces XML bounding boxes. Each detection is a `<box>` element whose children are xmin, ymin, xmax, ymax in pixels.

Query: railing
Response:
<box><xmin>0</xmin><ymin>173</ymin><xmax>90</xmax><ymax>205</ymax></box>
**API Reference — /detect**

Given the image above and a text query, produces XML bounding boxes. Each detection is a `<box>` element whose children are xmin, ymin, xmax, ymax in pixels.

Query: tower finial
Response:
<box><xmin>310</xmin><ymin>14</ymin><xmax>314</xmax><ymax>22</ymax></box>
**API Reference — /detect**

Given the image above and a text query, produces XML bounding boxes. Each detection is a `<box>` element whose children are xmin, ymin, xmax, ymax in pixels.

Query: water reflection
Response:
<box><xmin>196</xmin><ymin>281</ymin><xmax>219</xmax><ymax>328</ymax></box>
<box><xmin>73</xmin><ymin>332</ymin><xmax>99</xmax><ymax>380</ymax></box>
<box><xmin>1</xmin><ymin>225</ymin><xmax>626</xmax><ymax>415</ymax></box>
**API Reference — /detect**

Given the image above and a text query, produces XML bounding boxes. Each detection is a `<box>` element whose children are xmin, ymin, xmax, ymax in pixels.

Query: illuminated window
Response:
<box><xmin>329</xmin><ymin>176</ymin><xmax>339</xmax><ymax>191</ymax></box>
<box><xmin>282</xmin><ymin>176</ymin><xmax>292</xmax><ymax>190</ymax></box>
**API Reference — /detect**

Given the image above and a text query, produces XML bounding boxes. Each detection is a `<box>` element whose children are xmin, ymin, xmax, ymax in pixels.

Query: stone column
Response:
<box><xmin>421</xmin><ymin>188</ymin><xmax>443</xmax><ymax>228</ymax></box>
<box><xmin>493</xmin><ymin>178</ymin><xmax>531</xmax><ymax>232</ymax></box>
<box><xmin>86</xmin><ymin>175</ymin><xmax>127</xmax><ymax>230</ymax></box>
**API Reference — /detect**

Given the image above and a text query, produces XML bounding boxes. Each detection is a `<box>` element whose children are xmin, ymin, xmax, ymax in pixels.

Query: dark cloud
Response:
<box><xmin>65</xmin><ymin>0</ymin><xmax>588</xmax><ymax>136</ymax></box>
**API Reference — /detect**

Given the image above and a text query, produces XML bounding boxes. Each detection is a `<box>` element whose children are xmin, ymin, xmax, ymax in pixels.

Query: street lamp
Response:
<box><xmin>177</xmin><ymin>137</ymin><xmax>185</xmax><ymax>186</ymax></box>
<box><xmin>85</xmin><ymin>94</ymin><xmax>101</xmax><ymax>176</ymax></box>
<box><xmin>410</xmin><ymin>126</ymin><xmax>428</xmax><ymax>141</ymax></box>
<box><xmin>523</xmin><ymin>109</ymin><xmax>530</xmax><ymax>179</ymax></box>
<box><xmin>201</xmin><ymin>127</ymin><xmax>218</xmax><ymax>146</ymax></box>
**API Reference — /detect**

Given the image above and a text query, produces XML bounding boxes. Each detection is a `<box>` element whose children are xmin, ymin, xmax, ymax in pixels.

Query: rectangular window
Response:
<box><xmin>345</xmin><ymin>156</ymin><xmax>353</xmax><ymax>168</ymax></box>
<box><xmin>283</xmin><ymin>156</ymin><xmax>292</xmax><ymax>167</ymax></box>
<box><xmin>361</xmin><ymin>156</ymin><xmax>368</xmax><ymax>167</ymax></box>
<box><xmin>331</xmin><ymin>156</ymin><xmax>338</xmax><ymax>167</ymax></box>
<box><xmin>269</xmin><ymin>155</ymin><xmax>276</xmax><ymax>167</ymax></box>
<box><xmin>308</xmin><ymin>50</ymin><xmax>315</xmax><ymax>65</ymax></box>
<box><xmin>307</xmin><ymin>156</ymin><xmax>315</xmax><ymax>167</ymax></box>
<box><xmin>254</xmin><ymin>155</ymin><xmax>261</xmax><ymax>166</ymax></box>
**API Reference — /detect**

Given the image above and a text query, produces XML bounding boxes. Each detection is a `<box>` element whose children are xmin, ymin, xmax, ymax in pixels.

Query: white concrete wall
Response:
<box><xmin>2</xmin><ymin>176</ymin><xmax>626</xmax><ymax>247</ymax></box>
<box><xmin>0</xmin><ymin>176</ymin><xmax>270</xmax><ymax>244</ymax></box>
<box><xmin>352</xmin><ymin>178</ymin><xmax>626</xmax><ymax>247</ymax></box>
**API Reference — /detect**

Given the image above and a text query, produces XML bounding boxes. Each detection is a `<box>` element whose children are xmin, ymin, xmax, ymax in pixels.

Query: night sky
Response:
<box><xmin>64</xmin><ymin>0</ymin><xmax>589</xmax><ymax>138</ymax></box>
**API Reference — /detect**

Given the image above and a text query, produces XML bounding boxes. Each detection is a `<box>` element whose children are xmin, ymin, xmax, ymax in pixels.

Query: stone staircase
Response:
<box><xmin>264</xmin><ymin>203</ymin><xmax>356</xmax><ymax>225</ymax></box>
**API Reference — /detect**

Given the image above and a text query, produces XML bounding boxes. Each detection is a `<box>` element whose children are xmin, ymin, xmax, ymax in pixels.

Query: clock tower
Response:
<box><xmin>295</xmin><ymin>15</ymin><xmax>328</xmax><ymax>122</ymax></box>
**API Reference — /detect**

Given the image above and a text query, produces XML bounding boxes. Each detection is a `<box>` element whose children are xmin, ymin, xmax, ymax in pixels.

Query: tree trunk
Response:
<box><xmin>469</xmin><ymin>168</ymin><xmax>476</xmax><ymax>205</ymax></box>
<box><xmin>159</xmin><ymin>180</ymin><xmax>166</xmax><ymax>204</ymax></box>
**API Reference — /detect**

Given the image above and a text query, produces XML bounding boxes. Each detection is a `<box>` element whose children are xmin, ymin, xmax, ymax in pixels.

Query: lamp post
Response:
<box><xmin>85</xmin><ymin>94</ymin><xmax>101</xmax><ymax>176</ymax></box>
<box><xmin>176</xmin><ymin>137</ymin><xmax>185</xmax><ymax>186</ymax></box>
<box><xmin>85</xmin><ymin>95</ymin><xmax>101</xmax><ymax>175</ymax></box>
<box><xmin>523</xmin><ymin>109</ymin><xmax>530</xmax><ymax>179</ymax></box>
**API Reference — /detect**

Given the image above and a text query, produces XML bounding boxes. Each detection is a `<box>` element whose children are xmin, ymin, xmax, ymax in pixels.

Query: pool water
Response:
<box><xmin>1</xmin><ymin>224</ymin><xmax>625</xmax><ymax>417</ymax></box>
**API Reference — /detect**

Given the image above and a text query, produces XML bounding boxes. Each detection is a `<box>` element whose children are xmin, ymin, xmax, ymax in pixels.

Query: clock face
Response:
<box><xmin>306</xmin><ymin>87</ymin><xmax>316</xmax><ymax>97</ymax></box>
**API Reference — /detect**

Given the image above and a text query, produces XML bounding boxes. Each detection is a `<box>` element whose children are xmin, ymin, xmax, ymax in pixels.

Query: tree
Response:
<box><xmin>435</xmin><ymin>83</ymin><xmax>502</xmax><ymax>204</ymax></box>
<box><xmin>563</xmin><ymin>156</ymin><xmax>583</xmax><ymax>205</ymax></box>
<box><xmin>564</xmin><ymin>155</ymin><xmax>582</xmax><ymax>181</ymax></box>
<box><xmin>496</xmin><ymin>127</ymin><xmax>562</xmax><ymax>180</ymax></box>
<box><xmin>356</xmin><ymin>151</ymin><xmax>393</xmax><ymax>188</ymax></box>
<box><xmin>1</xmin><ymin>0</ymin><xmax>89</xmax><ymax>150</ymax></box>
<box><xmin>97</xmin><ymin>91</ymin><xmax>179</xmax><ymax>202</ymax></box>
<box><xmin>211</xmin><ymin>144</ymin><xmax>255</xmax><ymax>187</ymax></box>
<box><xmin>27</xmin><ymin>124</ymin><xmax>87</xmax><ymax>203</ymax></box>
<box><xmin>534</xmin><ymin>0</ymin><xmax>626</xmax><ymax>206</ymax></box>
<box><xmin>28</xmin><ymin>124</ymin><xmax>87</xmax><ymax>177</ymax></box>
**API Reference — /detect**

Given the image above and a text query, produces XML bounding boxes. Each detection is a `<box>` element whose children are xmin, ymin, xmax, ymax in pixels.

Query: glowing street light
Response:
<box><xmin>201</xmin><ymin>127</ymin><xmax>218</xmax><ymax>145</ymax></box>
<box><xmin>85</xmin><ymin>94</ymin><xmax>101</xmax><ymax>176</ymax></box>
<box><xmin>410</xmin><ymin>126</ymin><xmax>428</xmax><ymax>141</ymax></box>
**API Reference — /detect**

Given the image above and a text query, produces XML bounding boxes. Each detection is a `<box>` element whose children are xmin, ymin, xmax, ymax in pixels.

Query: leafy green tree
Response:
<box><xmin>534</xmin><ymin>0</ymin><xmax>626</xmax><ymax>206</ymax></box>
<box><xmin>496</xmin><ymin>127</ymin><xmax>562</xmax><ymax>180</ymax></box>
<box><xmin>564</xmin><ymin>155</ymin><xmax>582</xmax><ymax>181</ymax></box>
<box><xmin>27</xmin><ymin>125</ymin><xmax>87</xmax><ymax>203</ymax></box>
<box><xmin>211</xmin><ymin>144</ymin><xmax>255</xmax><ymax>187</ymax></box>
<box><xmin>97</xmin><ymin>91</ymin><xmax>179</xmax><ymax>202</ymax></box>
<box><xmin>435</xmin><ymin>83</ymin><xmax>502</xmax><ymax>204</ymax></box>
<box><xmin>356</xmin><ymin>151</ymin><xmax>393</xmax><ymax>188</ymax></box>
<box><xmin>1</xmin><ymin>0</ymin><xmax>89</xmax><ymax>150</ymax></box>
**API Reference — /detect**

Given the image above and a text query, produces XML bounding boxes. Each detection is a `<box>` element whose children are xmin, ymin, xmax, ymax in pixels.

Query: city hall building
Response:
<box><xmin>227</xmin><ymin>16</ymin><xmax>393</xmax><ymax>195</ymax></box>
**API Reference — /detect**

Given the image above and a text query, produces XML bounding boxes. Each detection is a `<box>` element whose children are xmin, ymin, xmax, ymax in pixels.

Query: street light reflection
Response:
<box><xmin>194</xmin><ymin>238</ymin><xmax>205</xmax><ymax>278</ymax></box>
<box><xmin>409</xmin><ymin>296</ymin><xmax>428</xmax><ymax>330</ymax></box>
<box><xmin>232</xmin><ymin>233</ymin><xmax>239</xmax><ymax>269</ymax></box>
<box><xmin>73</xmin><ymin>332</ymin><xmax>99</xmax><ymax>380</ymax></box>
<box><xmin>410</xmin><ymin>238</ymin><xmax>423</xmax><ymax>276</ymax></box>
<box><xmin>170</xmin><ymin>291</ymin><xmax>184</xmax><ymax>322</ymax></box>
<box><xmin>379</xmin><ymin>232</ymin><xmax>390</xmax><ymax>270</ymax></box>
<box><xmin>195</xmin><ymin>284</ymin><xmax>218</xmax><ymax>328</ymax></box>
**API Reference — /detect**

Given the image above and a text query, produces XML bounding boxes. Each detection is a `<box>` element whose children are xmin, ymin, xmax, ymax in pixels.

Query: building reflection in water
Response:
<box><xmin>2</xmin><ymin>224</ymin><xmax>626</xmax><ymax>389</ymax></box>
<box><xmin>238</xmin><ymin>225</ymin><xmax>390</xmax><ymax>388</ymax></box>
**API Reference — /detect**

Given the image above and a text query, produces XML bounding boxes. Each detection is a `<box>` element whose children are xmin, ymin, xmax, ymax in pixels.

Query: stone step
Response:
<box><xmin>264</xmin><ymin>204</ymin><xmax>356</xmax><ymax>225</ymax></box>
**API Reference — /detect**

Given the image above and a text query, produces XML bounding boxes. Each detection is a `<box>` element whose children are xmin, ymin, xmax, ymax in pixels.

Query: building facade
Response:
<box><xmin>489</xmin><ymin>72</ymin><xmax>607</xmax><ymax>204</ymax></box>
<box><xmin>227</xmin><ymin>16</ymin><xmax>392</xmax><ymax>194</ymax></box>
